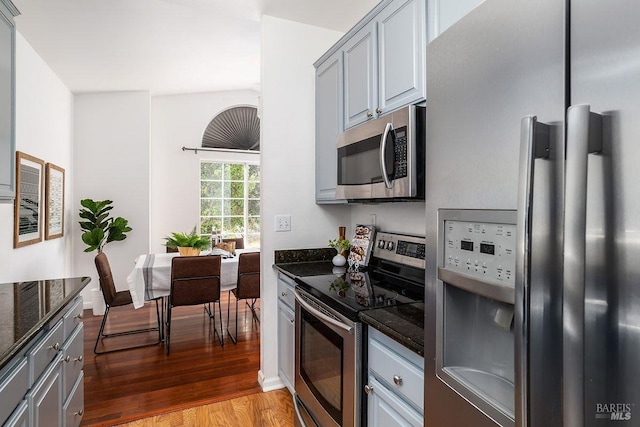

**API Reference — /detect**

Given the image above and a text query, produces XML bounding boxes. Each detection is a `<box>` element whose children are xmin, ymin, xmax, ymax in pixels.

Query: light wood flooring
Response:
<box><xmin>80</xmin><ymin>294</ymin><xmax>294</xmax><ymax>426</ymax></box>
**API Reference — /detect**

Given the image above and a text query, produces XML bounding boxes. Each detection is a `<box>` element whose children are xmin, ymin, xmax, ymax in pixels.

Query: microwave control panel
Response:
<box><xmin>443</xmin><ymin>220</ymin><xmax>516</xmax><ymax>286</ymax></box>
<box><xmin>393</xmin><ymin>126</ymin><xmax>408</xmax><ymax>179</ymax></box>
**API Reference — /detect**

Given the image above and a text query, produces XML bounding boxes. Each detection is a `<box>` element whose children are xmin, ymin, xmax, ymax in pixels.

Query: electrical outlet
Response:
<box><xmin>275</xmin><ymin>215</ymin><xmax>291</xmax><ymax>232</ymax></box>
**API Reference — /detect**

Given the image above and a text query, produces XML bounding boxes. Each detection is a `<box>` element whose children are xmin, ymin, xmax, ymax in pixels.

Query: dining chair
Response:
<box><xmin>94</xmin><ymin>252</ymin><xmax>162</xmax><ymax>354</ymax></box>
<box><xmin>227</xmin><ymin>251</ymin><xmax>260</xmax><ymax>344</ymax></box>
<box><xmin>167</xmin><ymin>255</ymin><xmax>223</xmax><ymax>354</ymax></box>
<box><xmin>222</xmin><ymin>237</ymin><xmax>244</xmax><ymax>250</ymax></box>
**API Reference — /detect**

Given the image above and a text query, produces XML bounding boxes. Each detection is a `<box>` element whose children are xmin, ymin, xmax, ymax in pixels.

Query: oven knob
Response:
<box><xmin>386</xmin><ymin>241</ymin><xmax>395</xmax><ymax>251</ymax></box>
<box><xmin>377</xmin><ymin>240</ymin><xmax>386</xmax><ymax>249</ymax></box>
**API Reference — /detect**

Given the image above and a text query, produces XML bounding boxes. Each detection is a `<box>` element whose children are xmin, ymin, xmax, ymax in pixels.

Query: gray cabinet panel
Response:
<box><xmin>0</xmin><ymin>1</ymin><xmax>16</xmax><ymax>202</ymax></box>
<box><xmin>315</xmin><ymin>51</ymin><xmax>345</xmax><ymax>203</ymax></box>
<box><xmin>4</xmin><ymin>400</ymin><xmax>28</xmax><ymax>427</ymax></box>
<box><xmin>62</xmin><ymin>324</ymin><xmax>83</xmax><ymax>399</ymax></box>
<box><xmin>343</xmin><ymin>23</ymin><xmax>377</xmax><ymax>130</ymax></box>
<box><xmin>0</xmin><ymin>358</ymin><xmax>28</xmax><ymax>425</ymax></box>
<box><xmin>277</xmin><ymin>303</ymin><xmax>295</xmax><ymax>394</ymax></box>
<box><xmin>63</xmin><ymin>372</ymin><xmax>83</xmax><ymax>427</ymax></box>
<box><xmin>377</xmin><ymin>0</ymin><xmax>425</xmax><ymax>114</ymax></box>
<box><xmin>28</xmin><ymin>354</ymin><xmax>63</xmax><ymax>427</ymax></box>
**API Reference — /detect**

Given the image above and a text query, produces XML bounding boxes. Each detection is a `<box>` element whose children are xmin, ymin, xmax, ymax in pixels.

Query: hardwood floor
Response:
<box><xmin>80</xmin><ymin>294</ymin><xmax>283</xmax><ymax>426</ymax></box>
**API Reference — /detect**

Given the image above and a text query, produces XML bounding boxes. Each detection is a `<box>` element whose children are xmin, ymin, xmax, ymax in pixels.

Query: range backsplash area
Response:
<box><xmin>349</xmin><ymin>202</ymin><xmax>426</xmax><ymax>236</ymax></box>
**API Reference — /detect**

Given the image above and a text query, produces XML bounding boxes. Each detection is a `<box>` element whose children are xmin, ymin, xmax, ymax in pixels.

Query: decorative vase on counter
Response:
<box><xmin>178</xmin><ymin>247</ymin><xmax>201</xmax><ymax>256</ymax></box>
<box><xmin>332</xmin><ymin>253</ymin><xmax>347</xmax><ymax>267</ymax></box>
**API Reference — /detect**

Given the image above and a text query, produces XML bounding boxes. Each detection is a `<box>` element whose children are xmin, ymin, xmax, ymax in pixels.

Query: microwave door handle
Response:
<box><xmin>380</xmin><ymin>122</ymin><xmax>393</xmax><ymax>189</ymax></box>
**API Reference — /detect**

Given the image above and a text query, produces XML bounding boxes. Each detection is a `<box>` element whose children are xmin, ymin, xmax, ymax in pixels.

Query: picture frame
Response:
<box><xmin>45</xmin><ymin>163</ymin><xmax>65</xmax><ymax>240</ymax></box>
<box><xmin>14</xmin><ymin>151</ymin><xmax>45</xmax><ymax>248</ymax></box>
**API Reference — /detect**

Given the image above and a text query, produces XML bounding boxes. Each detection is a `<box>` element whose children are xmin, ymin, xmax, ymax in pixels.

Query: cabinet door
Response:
<box><xmin>3</xmin><ymin>400</ymin><xmax>28</xmax><ymax>427</ymax></box>
<box><xmin>277</xmin><ymin>304</ymin><xmax>295</xmax><ymax>393</ymax></box>
<box><xmin>29</xmin><ymin>355</ymin><xmax>63</xmax><ymax>427</ymax></box>
<box><xmin>343</xmin><ymin>22</ymin><xmax>377</xmax><ymax>129</ymax></box>
<box><xmin>62</xmin><ymin>324</ymin><xmax>84</xmax><ymax>399</ymax></box>
<box><xmin>315</xmin><ymin>51</ymin><xmax>344</xmax><ymax>203</ymax></box>
<box><xmin>64</xmin><ymin>372</ymin><xmax>84</xmax><ymax>427</ymax></box>
<box><xmin>367</xmin><ymin>376</ymin><xmax>423</xmax><ymax>427</ymax></box>
<box><xmin>377</xmin><ymin>0</ymin><xmax>426</xmax><ymax>115</ymax></box>
<box><xmin>0</xmin><ymin>3</ymin><xmax>16</xmax><ymax>201</ymax></box>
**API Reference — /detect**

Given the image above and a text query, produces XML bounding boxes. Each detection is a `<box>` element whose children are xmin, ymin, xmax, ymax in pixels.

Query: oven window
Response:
<box><xmin>300</xmin><ymin>309</ymin><xmax>343</xmax><ymax>424</ymax></box>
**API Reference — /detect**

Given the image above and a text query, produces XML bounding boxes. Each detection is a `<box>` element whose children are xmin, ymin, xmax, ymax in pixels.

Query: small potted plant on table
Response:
<box><xmin>164</xmin><ymin>227</ymin><xmax>211</xmax><ymax>256</ymax></box>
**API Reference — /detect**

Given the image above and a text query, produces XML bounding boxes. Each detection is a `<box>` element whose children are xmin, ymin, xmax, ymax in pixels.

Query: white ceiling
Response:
<box><xmin>12</xmin><ymin>0</ymin><xmax>379</xmax><ymax>95</ymax></box>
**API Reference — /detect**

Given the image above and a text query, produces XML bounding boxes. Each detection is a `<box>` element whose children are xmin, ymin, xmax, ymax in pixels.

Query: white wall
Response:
<box><xmin>260</xmin><ymin>16</ymin><xmax>349</xmax><ymax>390</ymax></box>
<box><xmin>350</xmin><ymin>203</ymin><xmax>425</xmax><ymax>237</ymax></box>
<box><xmin>73</xmin><ymin>92</ymin><xmax>151</xmax><ymax>304</ymax></box>
<box><xmin>149</xmin><ymin>90</ymin><xmax>259</xmax><ymax>253</ymax></box>
<box><xmin>0</xmin><ymin>33</ymin><xmax>73</xmax><ymax>283</ymax></box>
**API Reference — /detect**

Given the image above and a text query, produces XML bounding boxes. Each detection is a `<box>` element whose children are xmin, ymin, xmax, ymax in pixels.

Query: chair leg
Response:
<box><xmin>166</xmin><ymin>304</ymin><xmax>172</xmax><ymax>355</ymax></box>
<box><xmin>216</xmin><ymin>300</ymin><xmax>224</xmax><ymax>347</ymax></box>
<box><xmin>227</xmin><ymin>293</ymin><xmax>239</xmax><ymax>344</ymax></box>
<box><xmin>94</xmin><ymin>301</ymin><xmax>162</xmax><ymax>355</ymax></box>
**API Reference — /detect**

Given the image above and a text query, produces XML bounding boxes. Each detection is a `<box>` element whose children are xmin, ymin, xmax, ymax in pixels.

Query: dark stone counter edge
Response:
<box><xmin>273</xmin><ymin>264</ymin><xmax>296</xmax><ymax>279</ymax></box>
<box><xmin>0</xmin><ymin>276</ymin><xmax>92</xmax><ymax>372</ymax></box>
<box><xmin>360</xmin><ymin>312</ymin><xmax>425</xmax><ymax>357</ymax></box>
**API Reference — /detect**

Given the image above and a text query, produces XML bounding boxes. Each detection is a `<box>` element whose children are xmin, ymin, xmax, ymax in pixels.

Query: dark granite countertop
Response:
<box><xmin>273</xmin><ymin>247</ymin><xmax>337</xmax><ymax>278</ymax></box>
<box><xmin>0</xmin><ymin>276</ymin><xmax>91</xmax><ymax>371</ymax></box>
<box><xmin>273</xmin><ymin>260</ymin><xmax>336</xmax><ymax>279</ymax></box>
<box><xmin>359</xmin><ymin>302</ymin><xmax>425</xmax><ymax>356</ymax></box>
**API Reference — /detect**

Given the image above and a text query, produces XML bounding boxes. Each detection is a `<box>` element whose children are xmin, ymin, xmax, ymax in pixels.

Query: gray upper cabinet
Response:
<box><xmin>0</xmin><ymin>0</ymin><xmax>18</xmax><ymax>203</ymax></box>
<box><xmin>315</xmin><ymin>50</ymin><xmax>345</xmax><ymax>203</ymax></box>
<box><xmin>343</xmin><ymin>22</ymin><xmax>377</xmax><ymax>130</ymax></box>
<box><xmin>344</xmin><ymin>0</ymin><xmax>426</xmax><ymax>130</ymax></box>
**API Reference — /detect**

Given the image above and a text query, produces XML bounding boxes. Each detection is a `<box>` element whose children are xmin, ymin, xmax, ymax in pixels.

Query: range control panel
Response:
<box><xmin>443</xmin><ymin>220</ymin><xmax>516</xmax><ymax>286</ymax></box>
<box><xmin>373</xmin><ymin>232</ymin><xmax>425</xmax><ymax>270</ymax></box>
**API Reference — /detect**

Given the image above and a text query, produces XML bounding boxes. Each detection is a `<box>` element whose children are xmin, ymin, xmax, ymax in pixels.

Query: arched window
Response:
<box><xmin>202</xmin><ymin>106</ymin><xmax>260</xmax><ymax>151</ymax></box>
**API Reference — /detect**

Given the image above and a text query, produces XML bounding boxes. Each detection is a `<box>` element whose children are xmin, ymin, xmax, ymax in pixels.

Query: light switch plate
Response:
<box><xmin>275</xmin><ymin>215</ymin><xmax>291</xmax><ymax>232</ymax></box>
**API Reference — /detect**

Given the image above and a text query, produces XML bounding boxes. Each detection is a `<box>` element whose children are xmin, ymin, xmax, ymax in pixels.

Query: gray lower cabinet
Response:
<box><xmin>277</xmin><ymin>273</ymin><xmax>296</xmax><ymax>393</ymax></box>
<box><xmin>366</xmin><ymin>328</ymin><xmax>424</xmax><ymax>427</ymax></box>
<box><xmin>0</xmin><ymin>296</ymin><xmax>85</xmax><ymax>426</ymax></box>
<box><xmin>0</xmin><ymin>0</ymin><xmax>18</xmax><ymax>202</ymax></box>
<box><xmin>315</xmin><ymin>50</ymin><xmax>344</xmax><ymax>204</ymax></box>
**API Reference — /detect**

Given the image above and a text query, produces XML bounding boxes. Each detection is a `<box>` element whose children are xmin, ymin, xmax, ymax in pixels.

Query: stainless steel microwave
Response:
<box><xmin>336</xmin><ymin>105</ymin><xmax>425</xmax><ymax>202</ymax></box>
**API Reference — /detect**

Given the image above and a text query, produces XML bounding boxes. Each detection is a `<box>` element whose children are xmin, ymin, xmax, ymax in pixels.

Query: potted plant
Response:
<box><xmin>328</xmin><ymin>237</ymin><xmax>350</xmax><ymax>267</ymax></box>
<box><xmin>79</xmin><ymin>199</ymin><xmax>132</xmax><ymax>253</ymax></box>
<box><xmin>164</xmin><ymin>227</ymin><xmax>211</xmax><ymax>256</ymax></box>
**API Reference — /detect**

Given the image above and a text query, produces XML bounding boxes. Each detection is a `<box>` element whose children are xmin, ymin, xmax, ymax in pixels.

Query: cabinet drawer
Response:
<box><xmin>64</xmin><ymin>371</ymin><xmax>84</xmax><ymax>427</ymax></box>
<box><xmin>28</xmin><ymin>320</ymin><xmax>64</xmax><ymax>384</ymax></box>
<box><xmin>63</xmin><ymin>297</ymin><xmax>84</xmax><ymax>341</ymax></box>
<box><xmin>369</xmin><ymin>330</ymin><xmax>424</xmax><ymax>411</ymax></box>
<box><xmin>62</xmin><ymin>323</ymin><xmax>84</xmax><ymax>399</ymax></box>
<box><xmin>0</xmin><ymin>358</ymin><xmax>28</xmax><ymax>425</ymax></box>
<box><xmin>277</xmin><ymin>275</ymin><xmax>295</xmax><ymax>310</ymax></box>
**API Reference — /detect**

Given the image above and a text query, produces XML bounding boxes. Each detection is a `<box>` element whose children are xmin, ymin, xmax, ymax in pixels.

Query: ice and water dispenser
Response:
<box><xmin>436</xmin><ymin>210</ymin><xmax>517</xmax><ymax>425</ymax></box>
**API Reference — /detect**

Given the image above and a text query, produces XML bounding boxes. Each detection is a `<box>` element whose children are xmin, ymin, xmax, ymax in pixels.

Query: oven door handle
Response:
<box><xmin>294</xmin><ymin>290</ymin><xmax>353</xmax><ymax>334</ymax></box>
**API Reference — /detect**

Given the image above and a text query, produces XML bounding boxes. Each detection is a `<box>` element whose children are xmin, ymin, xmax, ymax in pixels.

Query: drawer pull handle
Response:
<box><xmin>63</xmin><ymin>356</ymin><xmax>71</xmax><ymax>363</ymax></box>
<box><xmin>376</xmin><ymin>107</ymin><xmax>382</xmax><ymax>114</ymax></box>
<box><xmin>364</xmin><ymin>384</ymin><xmax>374</xmax><ymax>394</ymax></box>
<box><xmin>74</xmin><ymin>409</ymin><xmax>84</xmax><ymax>416</ymax></box>
<box><xmin>281</xmin><ymin>292</ymin><xmax>287</xmax><ymax>297</ymax></box>
<box><xmin>74</xmin><ymin>355</ymin><xmax>84</xmax><ymax>362</ymax></box>
<box><xmin>48</xmin><ymin>343</ymin><xmax>60</xmax><ymax>351</ymax></box>
<box><xmin>367</xmin><ymin>111</ymin><xmax>373</xmax><ymax>118</ymax></box>
<box><xmin>74</xmin><ymin>312</ymin><xmax>83</xmax><ymax>319</ymax></box>
<box><xmin>289</xmin><ymin>318</ymin><xmax>295</xmax><ymax>324</ymax></box>
<box><xmin>393</xmin><ymin>375</ymin><xmax>403</xmax><ymax>386</ymax></box>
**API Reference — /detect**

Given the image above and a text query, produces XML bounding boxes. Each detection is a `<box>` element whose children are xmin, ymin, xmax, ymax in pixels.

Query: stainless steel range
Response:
<box><xmin>293</xmin><ymin>231</ymin><xmax>425</xmax><ymax>427</ymax></box>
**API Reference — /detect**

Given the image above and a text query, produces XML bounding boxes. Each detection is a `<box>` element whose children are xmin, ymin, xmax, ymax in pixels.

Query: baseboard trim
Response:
<box><xmin>258</xmin><ymin>370</ymin><xmax>286</xmax><ymax>392</ymax></box>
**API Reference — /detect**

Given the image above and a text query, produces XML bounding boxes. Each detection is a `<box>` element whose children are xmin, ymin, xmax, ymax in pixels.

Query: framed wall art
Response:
<box><xmin>45</xmin><ymin>163</ymin><xmax>65</xmax><ymax>240</ymax></box>
<box><xmin>14</xmin><ymin>151</ymin><xmax>45</xmax><ymax>248</ymax></box>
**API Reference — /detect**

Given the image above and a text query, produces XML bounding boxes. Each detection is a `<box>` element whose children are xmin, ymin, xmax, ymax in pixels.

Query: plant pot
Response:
<box><xmin>178</xmin><ymin>247</ymin><xmax>201</xmax><ymax>256</ymax></box>
<box><xmin>332</xmin><ymin>253</ymin><xmax>346</xmax><ymax>267</ymax></box>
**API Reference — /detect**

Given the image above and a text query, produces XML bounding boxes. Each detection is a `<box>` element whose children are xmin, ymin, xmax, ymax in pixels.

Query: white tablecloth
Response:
<box><xmin>126</xmin><ymin>248</ymin><xmax>258</xmax><ymax>308</ymax></box>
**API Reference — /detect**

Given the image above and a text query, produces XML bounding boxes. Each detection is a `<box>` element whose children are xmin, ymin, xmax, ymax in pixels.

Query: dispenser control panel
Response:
<box><xmin>443</xmin><ymin>219</ymin><xmax>517</xmax><ymax>286</ymax></box>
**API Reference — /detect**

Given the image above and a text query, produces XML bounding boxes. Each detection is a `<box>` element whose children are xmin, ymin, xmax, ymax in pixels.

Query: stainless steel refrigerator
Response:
<box><xmin>424</xmin><ymin>0</ymin><xmax>640</xmax><ymax>425</ymax></box>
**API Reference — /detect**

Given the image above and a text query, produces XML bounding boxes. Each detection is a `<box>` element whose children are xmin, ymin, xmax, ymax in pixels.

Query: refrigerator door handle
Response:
<box><xmin>515</xmin><ymin>115</ymin><xmax>549</xmax><ymax>426</ymax></box>
<box><xmin>563</xmin><ymin>104</ymin><xmax>602</xmax><ymax>427</ymax></box>
<box><xmin>380</xmin><ymin>122</ymin><xmax>394</xmax><ymax>189</ymax></box>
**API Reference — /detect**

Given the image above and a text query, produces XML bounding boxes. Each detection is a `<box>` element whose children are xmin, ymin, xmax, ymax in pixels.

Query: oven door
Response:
<box><xmin>294</xmin><ymin>288</ymin><xmax>362</xmax><ymax>427</ymax></box>
<box><xmin>335</xmin><ymin>105</ymin><xmax>416</xmax><ymax>201</ymax></box>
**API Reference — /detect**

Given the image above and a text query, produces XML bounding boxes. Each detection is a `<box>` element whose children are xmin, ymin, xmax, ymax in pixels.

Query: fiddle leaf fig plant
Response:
<box><xmin>79</xmin><ymin>199</ymin><xmax>132</xmax><ymax>252</ymax></box>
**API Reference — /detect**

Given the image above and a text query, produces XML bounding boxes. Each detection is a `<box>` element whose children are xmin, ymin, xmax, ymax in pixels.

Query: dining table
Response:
<box><xmin>126</xmin><ymin>248</ymin><xmax>258</xmax><ymax>309</ymax></box>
